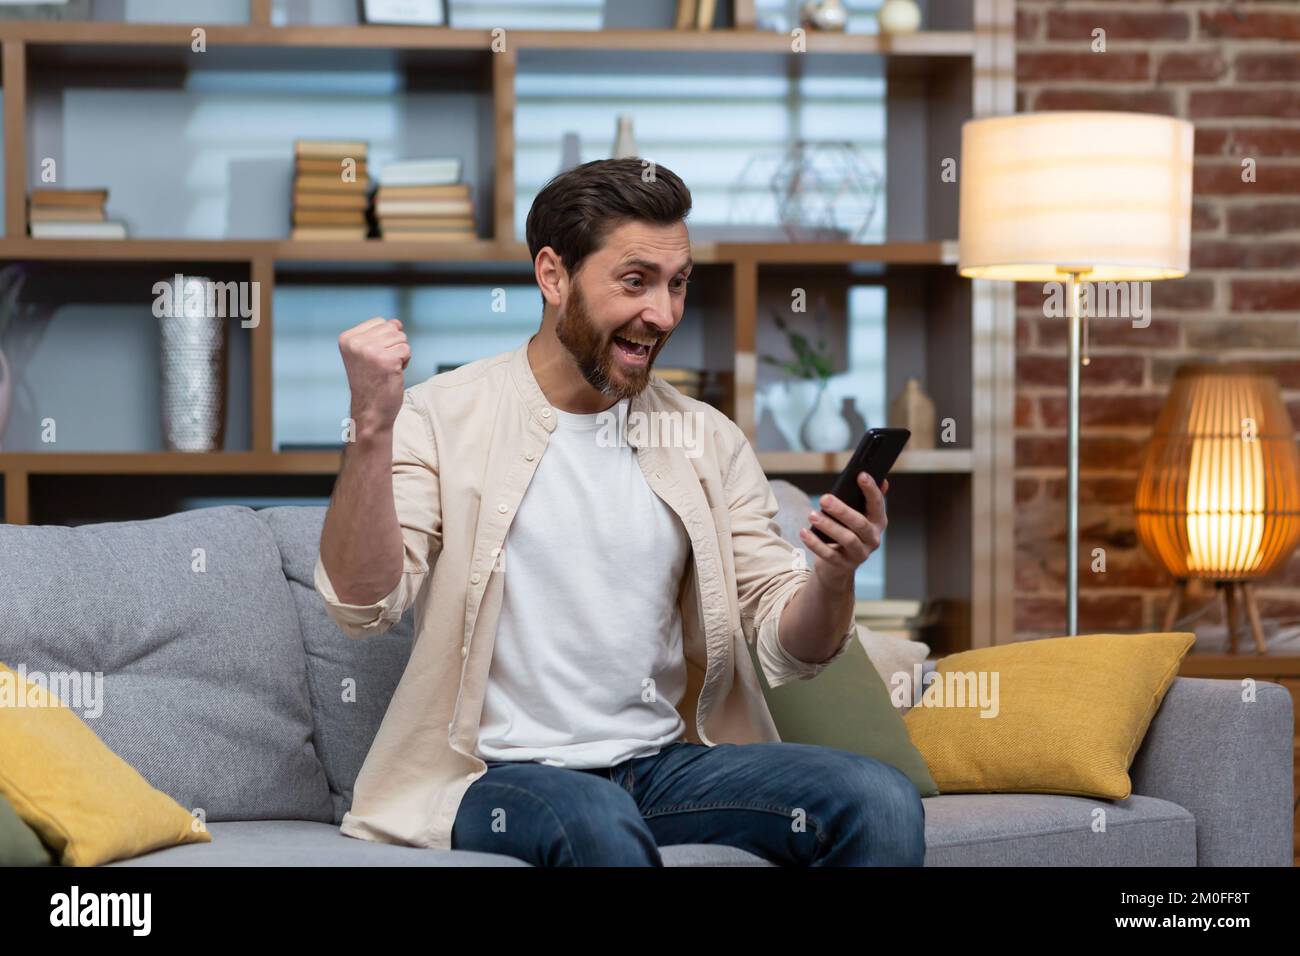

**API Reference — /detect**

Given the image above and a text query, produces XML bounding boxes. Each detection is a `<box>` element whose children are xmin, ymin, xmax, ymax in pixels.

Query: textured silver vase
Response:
<box><xmin>159</xmin><ymin>276</ymin><xmax>227</xmax><ymax>452</ymax></box>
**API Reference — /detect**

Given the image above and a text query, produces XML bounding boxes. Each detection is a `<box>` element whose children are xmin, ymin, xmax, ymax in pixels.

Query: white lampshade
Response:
<box><xmin>958</xmin><ymin>111</ymin><xmax>1194</xmax><ymax>282</ymax></box>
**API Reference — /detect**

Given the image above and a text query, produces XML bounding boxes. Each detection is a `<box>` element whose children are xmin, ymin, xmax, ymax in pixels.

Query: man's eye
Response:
<box><xmin>673</xmin><ymin>277</ymin><xmax>691</xmax><ymax>290</ymax></box>
<box><xmin>624</xmin><ymin>276</ymin><xmax>643</xmax><ymax>288</ymax></box>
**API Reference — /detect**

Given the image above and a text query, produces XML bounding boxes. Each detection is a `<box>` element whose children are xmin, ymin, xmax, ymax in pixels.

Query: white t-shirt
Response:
<box><xmin>473</xmin><ymin>396</ymin><xmax>691</xmax><ymax>768</ymax></box>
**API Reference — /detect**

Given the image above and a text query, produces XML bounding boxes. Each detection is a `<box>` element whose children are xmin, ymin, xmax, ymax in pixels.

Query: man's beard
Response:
<box><xmin>554</xmin><ymin>283</ymin><xmax>660</xmax><ymax>400</ymax></box>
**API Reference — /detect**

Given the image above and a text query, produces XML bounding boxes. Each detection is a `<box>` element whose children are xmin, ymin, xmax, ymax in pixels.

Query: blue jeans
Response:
<box><xmin>451</xmin><ymin>740</ymin><xmax>926</xmax><ymax>866</ymax></box>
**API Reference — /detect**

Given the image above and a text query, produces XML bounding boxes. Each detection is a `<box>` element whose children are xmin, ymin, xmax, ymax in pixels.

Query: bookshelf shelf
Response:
<box><xmin>0</xmin><ymin>238</ymin><xmax>952</xmax><ymax>266</ymax></box>
<box><xmin>0</xmin><ymin>2</ymin><xmax>1016</xmax><ymax>653</ymax></box>
<box><xmin>0</xmin><ymin>22</ymin><xmax>976</xmax><ymax>59</ymax></box>
<box><xmin>758</xmin><ymin>448</ymin><xmax>973</xmax><ymax>475</ymax></box>
<box><xmin>0</xmin><ymin>451</ymin><xmax>341</xmax><ymax>474</ymax></box>
<box><xmin>1</xmin><ymin>447</ymin><xmax>973</xmax><ymax>478</ymax></box>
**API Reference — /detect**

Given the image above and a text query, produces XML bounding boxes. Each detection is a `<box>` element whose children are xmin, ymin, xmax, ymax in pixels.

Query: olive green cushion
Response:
<box><xmin>747</xmin><ymin>636</ymin><xmax>939</xmax><ymax>797</ymax></box>
<box><xmin>0</xmin><ymin>790</ymin><xmax>54</xmax><ymax>866</ymax></box>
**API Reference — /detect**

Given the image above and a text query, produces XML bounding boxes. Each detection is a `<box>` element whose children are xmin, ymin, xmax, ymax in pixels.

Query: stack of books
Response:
<box><xmin>676</xmin><ymin>0</ymin><xmax>755</xmax><ymax>29</ymax></box>
<box><xmin>854</xmin><ymin>599</ymin><xmax>939</xmax><ymax>641</ymax></box>
<box><xmin>654</xmin><ymin>367</ymin><xmax>704</xmax><ymax>399</ymax></box>
<box><xmin>28</xmin><ymin>189</ymin><xmax>127</xmax><ymax>239</ymax></box>
<box><xmin>291</xmin><ymin>139</ymin><xmax>370</xmax><ymax>240</ymax></box>
<box><xmin>374</xmin><ymin>158</ymin><xmax>476</xmax><ymax>242</ymax></box>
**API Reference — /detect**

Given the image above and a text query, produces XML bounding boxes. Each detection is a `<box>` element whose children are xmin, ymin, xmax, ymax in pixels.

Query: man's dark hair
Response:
<box><xmin>525</xmin><ymin>158</ymin><xmax>692</xmax><ymax>286</ymax></box>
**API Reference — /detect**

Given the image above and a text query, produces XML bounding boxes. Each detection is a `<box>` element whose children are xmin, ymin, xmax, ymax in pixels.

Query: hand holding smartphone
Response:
<box><xmin>811</xmin><ymin>427</ymin><xmax>909</xmax><ymax>545</ymax></box>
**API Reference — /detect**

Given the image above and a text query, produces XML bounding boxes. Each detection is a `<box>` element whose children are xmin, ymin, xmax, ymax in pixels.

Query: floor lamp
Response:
<box><xmin>957</xmin><ymin>112</ymin><xmax>1195</xmax><ymax>636</ymax></box>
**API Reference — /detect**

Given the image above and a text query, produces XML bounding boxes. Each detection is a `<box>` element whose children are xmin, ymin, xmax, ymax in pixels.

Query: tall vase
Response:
<box><xmin>0</xmin><ymin>348</ymin><xmax>11</xmax><ymax>452</ymax></box>
<box><xmin>612</xmin><ymin>114</ymin><xmax>638</xmax><ymax>159</ymax></box>
<box><xmin>800</xmin><ymin>379</ymin><xmax>851</xmax><ymax>452</ymax></box>
<box><xmin>159</xmin><ymin>275</ymin><xmax>228</xmax><ymax>452</ymax></box>
<box><xmin>764</xmin><ymin>378</ymin><xmax>820</xmax><ymax>451</ymax></box>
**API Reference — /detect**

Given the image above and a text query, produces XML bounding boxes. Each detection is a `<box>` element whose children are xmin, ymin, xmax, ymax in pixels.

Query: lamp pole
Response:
<box><xmin>1064</xmin><ymin>269</ymin><xmax>1088</xmax><ymax>637</ymax></box>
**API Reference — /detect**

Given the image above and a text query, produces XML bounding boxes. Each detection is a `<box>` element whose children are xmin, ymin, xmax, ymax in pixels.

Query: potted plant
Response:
<box><xmin>759</xmin><ymin>299</ymin><xmax>850</xmax><ymax>452</ymax></box>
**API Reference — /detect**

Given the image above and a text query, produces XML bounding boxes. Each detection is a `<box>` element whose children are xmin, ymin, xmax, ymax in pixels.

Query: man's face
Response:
<box><xmin>554</xmin><ymin>219</ymin><xmax>691</xmax><ymax>400</ymax></box>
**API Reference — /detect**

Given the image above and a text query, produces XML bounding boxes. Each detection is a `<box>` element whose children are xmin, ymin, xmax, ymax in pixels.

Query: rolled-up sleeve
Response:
<box><xmin>314</xmin><ymin>387</ymin><xmax>441</xmax><ymax>640</ymax></box>
<box><xmin>724</xmin><ymin>424</ymin><xmax>858</xmax><ymax>689</ymax></box>
<box><xmin>756</xmin><ymin>588</ymin><xmax>857</xmax><ymax>688</ymax></box>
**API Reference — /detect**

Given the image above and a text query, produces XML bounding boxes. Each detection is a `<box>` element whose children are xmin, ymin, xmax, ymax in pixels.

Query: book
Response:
<box><xmin>373</xmin><ymin>216</ymin><xmax>475</xmax><ymax>229</ymax></box>
<box><xmin>293</xmin><ymin>175</ymin><xmax>370</xmax><ymax>193</ymax></box>
<box><xmin>29</xmin><ymin>205</ymin><xmax>106</xmax><ymax>222</ymax></box>
<box><xmin>292</xmin><ymin>208</ymin><xmax>371</xmax><ymax>225</ymax></box>
<box><xmin>30</xmin><ymin>220</ymin><xmax>127</xmax><ymax>239</ymax></box>
<box><xmin>295</xmin><ymin>139</ymin><xmax>368</xmax><ymax>159</ymax></box>
<box><xmin>865</xmin><ymin>628</ymin><xmax>923</xmax><ymax>642</ymax></box>
<box><xmin>855</xmin><ymin>598</ymin><xmax>926</xmax><ymax>619</ymax></box>
<box><xmin>377</xmin><ymin>158</ymin><xmax>462</xmax><ymax>187</ymax></box>
<box><xmin>30</xmin><ymin>188</ymin><xmax>109</xmax><ymax>207</ymax></box>
<box><xmin>374</xmin><ymin>184</ymin><xmax>470</xmax><ymax>202</ymax></box>
<box><xmin>295</xmin><ymin>158</ymin><xmax>370</xmax><ymax>177</ymax></box>
<box><xmin>674</xmin><ymin>0</ymin><xmax>697</xmax><ymax>30</ymax></box>
<box><xmin>378</xmin><ymin>229</ymin><xmax>478</xmax><ymax>242</ymax></box>
<box><xmin>695</xmin><ymin>0</ymin><xmax>717</xmax><ymax>29</ymax></box>
<box><xmin>292</xmin><ymin>190</ymin><xmax>369</xmax><ymax>210</ymax></box>
<box><xmin>375</xmin><ymin>199</ymin><xmax>474</xmax><ymax>216</ymax></box>
<box><xmin>290</xmin><ymin>225</ymin><xmax>369</xmax><ymax>240</ymax></box>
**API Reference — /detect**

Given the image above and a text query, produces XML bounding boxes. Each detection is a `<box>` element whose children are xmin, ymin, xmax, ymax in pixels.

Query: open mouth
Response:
<box><xmin>612</xmin><ymin>334</ymin><xmax>654</xmax><ymax>363</ymax></box>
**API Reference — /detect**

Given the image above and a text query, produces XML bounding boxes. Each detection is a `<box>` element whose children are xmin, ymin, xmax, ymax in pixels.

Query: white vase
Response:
<box><xmin>612</xmin><ymin>115</ymin><xmax>638</xmax><ymax>159</ymax></box>
<box><xmin>800</xmin><ymin>380</ymin><xmax>851</xmax><ymax>452</ymax></box>
<box><xmin>764</xmin><ymin>379</ymin><xmax>820</xmax><ymax>451</ymax></box>
<box><xmin>877</xmin><ymin>0</ymin><xmax>921</xmax><ymax>34</ymax></box>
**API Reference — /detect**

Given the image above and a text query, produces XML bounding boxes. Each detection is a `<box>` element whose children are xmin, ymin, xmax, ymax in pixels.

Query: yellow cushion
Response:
<box><xmin>902</xmin><ymin>632</ymin><xmax>1194</xmax><ymax>800</ymax></box>
<box><xmin>0</xmin><ymin>662</ymin><xmax>212</xmax><ymax>865</ymax></box>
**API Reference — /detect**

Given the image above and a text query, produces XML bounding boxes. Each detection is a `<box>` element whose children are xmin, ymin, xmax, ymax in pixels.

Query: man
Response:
<box><xmin>315</xmin><ymin>158</ymin><xmax>925</xmax><ymax>867</ymax></box>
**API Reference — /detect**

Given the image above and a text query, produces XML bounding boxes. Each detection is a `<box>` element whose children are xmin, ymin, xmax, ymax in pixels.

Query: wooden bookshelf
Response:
<box><xmin>0</xmin><ymin>3</ymin><xmax>1017</xmax><ymax>653</ymax></box>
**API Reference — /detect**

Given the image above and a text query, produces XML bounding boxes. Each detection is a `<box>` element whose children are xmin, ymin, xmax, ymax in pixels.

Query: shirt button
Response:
<box><xmin>461</xmin><ymin>646</ymin><xmax>468</xmax><ymax>658</ymax></box>
<box><xmin>465</xmin><ymin>772</ymin><xmax>476</xmax><ymax>781</ymax></box>
<box><xmin>497</xmin><ymin>503</ymin><xmax>508</xmax><ymax>514</ymax></box>
<box><xmin>470</xmin><ymin>572</ymin><xmax>481</xmax><ymax>584</ymax></box>
<box><xmin>541</xmin><ymin>408</ymin><xmax>551</xmax><ymax>418</ymax></box>
<box><xmin>525</xmin><ymin>451</ymin><xmax>535</xmax><ymax>461</ymax></box>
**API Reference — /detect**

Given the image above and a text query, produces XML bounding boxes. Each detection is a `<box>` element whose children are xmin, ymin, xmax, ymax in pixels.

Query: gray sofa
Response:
<box><xmin>0</xmin><ymin>502</ymin><xmax>1292</xmax><ymax>866</ymax></box>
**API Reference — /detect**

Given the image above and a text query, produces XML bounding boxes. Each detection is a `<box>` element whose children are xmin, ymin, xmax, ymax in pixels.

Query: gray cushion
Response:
<box><xmin>0</xmin><ymin>506</ymin><xmax>334</xmax><ymax>824</ymax></box>
<box><xmin>257</xmin><ymin>505</ymin><xmax>416</xmax><ymax>824</ymax></box>
<box><xmin>106</xmin><ymin>820</ymin><xmax>776</xmax><ymax>866</ymax></box>
<box><xmin>922</xmin><ymin>793</ymin><xmax>1196</xmax><ymax>866</ymax></box>
<box><xmin>106</xmin><ymin>820</ymin><xmax>527</xmax><ymax>866</ymax></box>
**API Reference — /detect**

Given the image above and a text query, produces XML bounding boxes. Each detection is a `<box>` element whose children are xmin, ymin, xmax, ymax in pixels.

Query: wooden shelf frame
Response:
<box><xmin>0</xmin><ymin>21</ymin><xmax>976</xmax><ymax>58</ymax></box>
<box><xmin>0</xmin><ymin>4</ymin><xmax>1016</xmax><ymax>653</ymax></box>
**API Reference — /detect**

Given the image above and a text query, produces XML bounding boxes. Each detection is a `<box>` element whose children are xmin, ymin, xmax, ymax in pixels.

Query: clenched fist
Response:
<box><xmin>339</xmin><ymin>317</ymin><xmax>411</xmax><ymax>439</ymax></box>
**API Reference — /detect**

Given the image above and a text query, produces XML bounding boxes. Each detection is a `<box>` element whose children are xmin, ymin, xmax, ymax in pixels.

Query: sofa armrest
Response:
<box><xmin>1130</xmin><ymin>676</ymin><xmax>1294</xmax><ymax>866</ymax></box>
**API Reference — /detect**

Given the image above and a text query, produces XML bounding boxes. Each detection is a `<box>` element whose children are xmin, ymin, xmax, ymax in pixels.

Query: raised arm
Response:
<box><xmin>315</xmin><ymin>317</ymin><xmax>440</xmax><ymax>639</ymax></box>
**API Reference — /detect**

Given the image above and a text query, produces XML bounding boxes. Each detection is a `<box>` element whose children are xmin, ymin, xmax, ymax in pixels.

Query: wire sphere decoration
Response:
<box><xmin>770</xmin><ymin>140</ymin><xmax>883</xmax><ymax>243</ymax></box>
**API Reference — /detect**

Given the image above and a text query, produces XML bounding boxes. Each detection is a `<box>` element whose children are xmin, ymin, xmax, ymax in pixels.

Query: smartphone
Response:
<box><xmin>812</xmin><ymin>427</ymin><xmax>910</xmax><ymax>544</ymax></box>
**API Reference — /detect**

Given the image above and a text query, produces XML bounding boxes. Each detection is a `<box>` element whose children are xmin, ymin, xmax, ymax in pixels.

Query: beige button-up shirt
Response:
<box><xmin>314</xmin><ymin>339</ymin><xmax>856</xmax><ymax>850</ymax></box>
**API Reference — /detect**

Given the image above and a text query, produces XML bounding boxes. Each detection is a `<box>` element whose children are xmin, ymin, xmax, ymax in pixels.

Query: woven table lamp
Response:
<box><xmin>1135</xmin><ymin>363</ymin><xmax>1300</xmax><ymax>652</ymax></box>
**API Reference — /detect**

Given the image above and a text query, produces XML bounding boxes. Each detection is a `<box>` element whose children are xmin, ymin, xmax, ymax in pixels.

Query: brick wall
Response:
<box><xmin>1014</xmin><ymin>0</ymin><xmax>1300</xmax><ymax>639</ymax></box>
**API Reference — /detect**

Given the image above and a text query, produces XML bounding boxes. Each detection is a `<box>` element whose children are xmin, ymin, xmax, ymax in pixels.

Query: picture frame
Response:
<box><xmin>359</xmin><ymin>0</ymin><xmax>446</xmax><ymax>26</ymax></box>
